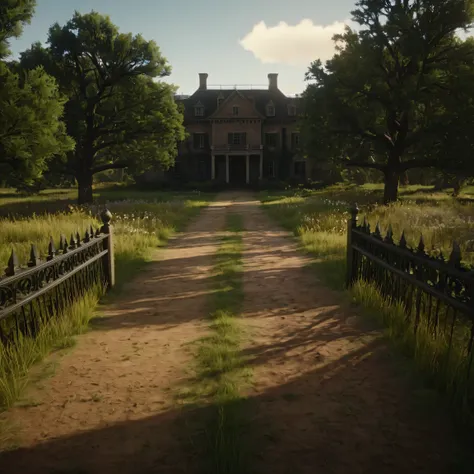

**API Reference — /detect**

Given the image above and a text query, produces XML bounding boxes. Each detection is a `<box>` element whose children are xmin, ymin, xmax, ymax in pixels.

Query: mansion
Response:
<box><xmin>169</xmin><ymin>73</ymin><xmax>307</xmax><ymax>184</ymax></box>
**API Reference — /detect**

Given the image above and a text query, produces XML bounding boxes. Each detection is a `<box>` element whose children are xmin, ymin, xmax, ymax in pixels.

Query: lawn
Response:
<box><xmin>0</xmin><ymin>186</ymin><xmax>213</xmax><ymax>409</ymax></box>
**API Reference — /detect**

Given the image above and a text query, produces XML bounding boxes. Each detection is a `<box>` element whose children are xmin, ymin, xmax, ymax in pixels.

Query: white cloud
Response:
<box><xmin>239</xmin><ymin>19</ymin><xmax>354</xmax><ymax>66</ymax></box>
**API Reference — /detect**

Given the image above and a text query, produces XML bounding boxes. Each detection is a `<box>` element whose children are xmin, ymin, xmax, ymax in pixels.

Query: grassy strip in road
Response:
<box><xmin>195</xmin><ymin>212</ymin><xmax>249</xmax><ymax>474</ymax></box>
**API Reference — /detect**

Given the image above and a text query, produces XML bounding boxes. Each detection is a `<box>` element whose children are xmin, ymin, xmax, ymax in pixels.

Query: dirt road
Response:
<box><xmin>0</xmin><ymin>193</ymin><xmax>468</xmax><ymax>474</ymax></box>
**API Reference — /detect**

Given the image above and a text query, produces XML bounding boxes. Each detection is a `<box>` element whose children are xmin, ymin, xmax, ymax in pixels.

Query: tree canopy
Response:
<box><xmin>0</xmin><ymin>0</ymin><xmax>73</xmax><ymax>187</ymax></box>
<box><xmin>20</xmin><ymin>11</ymin><xmax>185</xmax><ymax>203</ymax></box>
<box><xmin>301</xmin><ymin>0</ymin><xmax>474</xmax><ymax>202</ymax></box>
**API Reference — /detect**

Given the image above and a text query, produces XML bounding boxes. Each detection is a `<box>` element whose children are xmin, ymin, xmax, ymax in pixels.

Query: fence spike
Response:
<box><xmin>400</xmin><ymin>231</ymin><xmax>407</xmax><ymax>248</ymax></box>
<box><xmin>366</xmin><ymin>221</ymin><xmax>371</xmax><ymax>234</ymax></box>
<box><xmin>60</xmin><ymin>234</ymin><xmax>68</xmax><ymax>253</ymax></box>
<box><xmin>5</xmin><ymin>249</ymin><xmax>19</xmax><ymax>276</ymax></box>
<box><xmin>449</xmin><ymin>241</ymin><xmax>462</xmax><ymax>267</ymax></box>
<box><xmin>28</xmin><ymin>244</ymin><xmax>40</xmax><ymax>267</ymax></box>
<box><xmin>90</xmin><ymin>225</ymin><xmax>94</xmax><ymax>238</ymax></box>
<box><xmin>374</xmin><ymin>221</ymin><xmax>382</xmax><ymax>239</ymax></box>
<box><xmin>438</xmin><ymin>251</ymin><xmax>445</xmax><ymax>262</ymax></box>
<box><xmin>84</xmin><ymin>229</ymin><xmax>90</xmax><ymax>243</ymax></box>
<box><xmin>417</xmin><ymin>235</ymin><xmax>426</xmax><ymax>254</ymax></box>
<box><xmin>385</xmin><ymin>223</ymin><xmax>394</xmax><ymax>244</ymax></box>
<box><xmin>47</xmin><ymin>236</ymin><xmax>56</xmax><ymax>261</ymax></box>
<box><xmin>69</xmin><ymin>233</ymin><xmax>76</xmax><ymax>249</ymax></box>
<box><xmin>76</xmin><ymin>231</ymin><xmax>82</xmax><ymax>247</ymax></box>
<box><xmin>95</xmin><ymin>228</ymin><xmax>101</xmax><ymax>237</ymax></box>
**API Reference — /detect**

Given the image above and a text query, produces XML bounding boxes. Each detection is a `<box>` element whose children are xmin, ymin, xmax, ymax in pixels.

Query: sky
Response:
<box><xmin>9</xmin><ymin>0</ymin><xmax>359</xmax><ymax>96</ymax></box>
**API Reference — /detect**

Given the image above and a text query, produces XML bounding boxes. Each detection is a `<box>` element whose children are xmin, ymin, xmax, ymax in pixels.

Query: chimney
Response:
<box><xmin>268</xmin><ymin>73</ymin><xmax>278</xmax><ymax>90</ymax></box>
<box><xmin>199</xmin><ymin>73</ymin><xmax>208</xmax><ymax>90</ymax></box>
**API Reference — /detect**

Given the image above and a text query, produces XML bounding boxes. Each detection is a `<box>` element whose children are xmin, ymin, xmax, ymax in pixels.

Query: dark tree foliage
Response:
<box><xmin>302</xmin><ymin>0</ymin><xmax>474</xmax><ymax>202</ymax></box>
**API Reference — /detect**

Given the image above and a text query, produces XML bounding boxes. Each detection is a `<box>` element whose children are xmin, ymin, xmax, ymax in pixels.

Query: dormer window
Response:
<box><xmin>266</xmin><ymin>101</ymin><xmax>275</xmax><ymax>117</ymax></box>
<box><xmin>217</xmin><ymin>94</ymin><xmax>224</xmax><ymax>108</ymax></box>
<box><xmin>288</xmin><ymin>105</ymin><xmax>296</xmax><ymax>116</ymax></box>
<box><xmin>194</xmin><ymin>101</ymin><xmax>204</xmax><ymax>117</ymax></box>
<box><xmin>232</xmin><ymin>106</ymin><xmax>239</xmax><ymax>116</ymax></box>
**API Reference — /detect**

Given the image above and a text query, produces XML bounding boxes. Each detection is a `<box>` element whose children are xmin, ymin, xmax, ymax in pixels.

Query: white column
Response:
<box><xmin>246</xmin><ymin>155</ymin><xmax>250</xmax><ymax>184</ymax></box>
<box><xmin>225</xmin><ymin>155</ymin><xmax>230</xmax><ymax>184</ymax></box>
<box><xmin>259</xmin><ymin>153</ymin><xmax>263</xmax><ymax>180</ymax></box>
<box><xmin>211</xmin><ymin>155</ymin><xmax>216</xmax><ymax>180</ymax></box>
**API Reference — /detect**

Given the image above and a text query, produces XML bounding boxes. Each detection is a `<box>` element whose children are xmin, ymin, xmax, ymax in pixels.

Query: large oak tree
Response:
<box><xmin>302</xmin><ymin>0</ymin><xmax>474</xmax><ymax>203</ymax></box>
<box><xmin>21</xmin><ymin>11</ymin><xmax>185</xmax><ymax>203</ymax></box>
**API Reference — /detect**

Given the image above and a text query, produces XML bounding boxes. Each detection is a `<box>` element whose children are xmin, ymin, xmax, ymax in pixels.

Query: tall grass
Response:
<box><xmin>260</xmin><ymin>185</ymin><xmax>474</xmax><ymax>423</ymax></box>
<box><xmin>0</xmin><ymin>287</ymin><xmax>103</xmax><ymax>408</ymax></box>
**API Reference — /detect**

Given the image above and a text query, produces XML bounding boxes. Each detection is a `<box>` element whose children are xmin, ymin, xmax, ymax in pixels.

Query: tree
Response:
<box><xmin>21</xmin><ymin>11</ymin><xmax>185</xmax><ymax>203</ymax></box>
<box><xmin>302</xmin><ymin>0</ymin><xmax>474</xmax><ymax>203</ymax></box>
<box><xmin>0</xmin><ymin>0</ymin><xmax>36</xmax><ymax>58</ymax></box>
<box><xmin>0</xmin><ymin>1</ymin><xmax>73</xmax><ymax>187</ymax></box>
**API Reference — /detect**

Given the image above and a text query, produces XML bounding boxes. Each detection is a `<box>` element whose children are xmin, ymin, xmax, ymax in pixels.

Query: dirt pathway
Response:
<box><xmin>238</xmin><ymin>196</ymin><xmax>465</xmax><ymax>474</ymax></box>
<box><xmin>0</xmin><ymin>197</ymin><xmax>233</xmax><ymax>474</ymax></box>
<box><xmin>1</xmin><ymin>193</ymin><xmax>469</xmax><ymax>474</ymax></box>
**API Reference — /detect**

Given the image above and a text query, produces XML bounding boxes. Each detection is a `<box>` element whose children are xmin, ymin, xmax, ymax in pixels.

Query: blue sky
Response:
<box><xmin>9</xmin><ymin>0</ymin><xmax>358</xmax><ymax>95</ymax></box>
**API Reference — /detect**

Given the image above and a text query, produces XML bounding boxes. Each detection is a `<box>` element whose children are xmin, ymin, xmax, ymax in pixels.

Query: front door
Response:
<box><xmin>229</xmin><ymin>156</ymin><xmax>247</xmax><ymax>186</ymax></box>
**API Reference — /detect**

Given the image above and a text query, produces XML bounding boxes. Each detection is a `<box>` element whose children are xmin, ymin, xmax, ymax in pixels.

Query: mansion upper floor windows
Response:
<box><xmin>194</xmin><ymin>102</ymin><xmax>204</xmax><ymax>116</ymax></box>
<box><xmin>228</xmin><ymin>132</ymin><xmax>247</xmax><ymax>145</ymax></box>
<box><xmin>266</xmin><ymin>101</ymin><xmax>275</xmax><ymax>117</ymax></box>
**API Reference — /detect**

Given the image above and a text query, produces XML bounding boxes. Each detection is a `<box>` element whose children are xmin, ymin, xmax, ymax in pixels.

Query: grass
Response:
<box><xmin>0</xmin><ymin>287</ymin><xmax>102</xmax><ymax>409</ymax></box>
<box><xmin>186</xmin><ymin>212</ymin><xmax>249</xmax><ymax>474</ymax></box>
<box><xmin>260</xmin><ymin>183</ymin><xmax>474</xmax><ymax>424</ymax></box>
<box><xmin>0</xmin><ymin>188</ymin><xmax>213</xmax><ymax>411</ymax></box>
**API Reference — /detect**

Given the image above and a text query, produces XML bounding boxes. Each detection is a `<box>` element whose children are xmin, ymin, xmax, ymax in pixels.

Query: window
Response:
<box><xmin>265</xmin><ymin>133</ymin><xmax>278</xmax><ymax>147</ymax></box>
<box><xmin>232</xmin><ymin>106</ymin><xmax>239</xmax><ymax>116</ymax></box>
<box><xmin>291</xmin><ymin>132</ymin><xmax>300</xmax><ymax>149</ymax></box>
<box><xmin>217</xmin><ymin>97</ymin><xmax>224</xmax><ymax>108</ymax></box>
<box><xmin>193</xmin><ymin>133</ymin><xmax>207</xmax><ymax>149</ymax></box>
<box><xmin>228</xmin><ymin>132</ymin><xmax>247</xmax><ymax>146</ymax></box>
<box><xmin>194</xmin><ymin>106</ymin><xmax>204</xmax><ymax>117</ymax></box>
<box><xmin>266</xmin><ymin>102</ymin><xmax>275</xmax><ymax>117</ymax></box>
<box><xmin>288</xmin><ymin>105</ymin><xmax>297</xmax><ymax>116</ymax></box>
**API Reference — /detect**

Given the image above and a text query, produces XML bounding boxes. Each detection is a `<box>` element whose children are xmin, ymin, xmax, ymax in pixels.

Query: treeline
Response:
<box><xmin>0</xmin><ymin>1</ymin><xmax>185</xmax><ymax>203</ymax></box>
<box><xmin>301</xmin><ymin>0</ymin><xmax>474</xmax><ymax>202</ymax></box>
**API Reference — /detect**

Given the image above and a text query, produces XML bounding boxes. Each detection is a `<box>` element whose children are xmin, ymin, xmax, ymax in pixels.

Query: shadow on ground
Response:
<box><xmin>1</xmin><ymin>194</ymin><xmax>473</xmax><ymax>474</ymax></box>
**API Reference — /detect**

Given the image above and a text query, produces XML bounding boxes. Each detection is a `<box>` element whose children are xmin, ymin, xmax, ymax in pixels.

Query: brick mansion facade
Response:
<box><xmin>168</xmin><ymin>73</ymin><xmax>307</xmax><ymax>184</ymax></box>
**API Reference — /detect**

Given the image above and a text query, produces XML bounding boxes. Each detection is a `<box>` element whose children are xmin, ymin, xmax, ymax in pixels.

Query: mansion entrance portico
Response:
<box><xmin>211</xmin><ymin>145</ymin><xmax>263</xmax><ymax>184</ymax></box>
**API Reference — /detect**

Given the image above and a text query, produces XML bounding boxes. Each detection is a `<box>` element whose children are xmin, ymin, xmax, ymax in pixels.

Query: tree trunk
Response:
<box><xmin>77</xmin><ymin>171</ymin><xmax>93</xmax><ymax>204</ymax></box>
<box><xmin>383</xmin><ymin>168</ymin><xmax>400</xmax><ymax>204</ymax></box>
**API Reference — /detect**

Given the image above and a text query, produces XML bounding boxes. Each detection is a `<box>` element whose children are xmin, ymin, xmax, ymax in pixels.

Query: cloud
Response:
<box><xmin>239</xmin><ymin>19</ymin><xmax>355</xmax><ymax>66</ymax></box>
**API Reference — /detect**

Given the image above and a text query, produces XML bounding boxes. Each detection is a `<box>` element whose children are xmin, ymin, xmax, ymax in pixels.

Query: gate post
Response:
<box><xmin>100</xmin><ymin>209</ymin><xmax>115</xmax><ymax>289</ymax></box>
<box><xmin>346</xmin><ymin>204</ymin><xmax>359</xmax><ymax>288</ymax></box>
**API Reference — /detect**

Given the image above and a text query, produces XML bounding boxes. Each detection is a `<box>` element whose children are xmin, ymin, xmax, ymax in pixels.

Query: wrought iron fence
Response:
<box><xmin>0</xmin><ymin>209</ymin><xmax>115</xmax><ymax>345</ymax></box>
<box><xmin>346</xmin><ymin>205</ymin><xmax>474</xmax><ymax>410</ymax></box>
